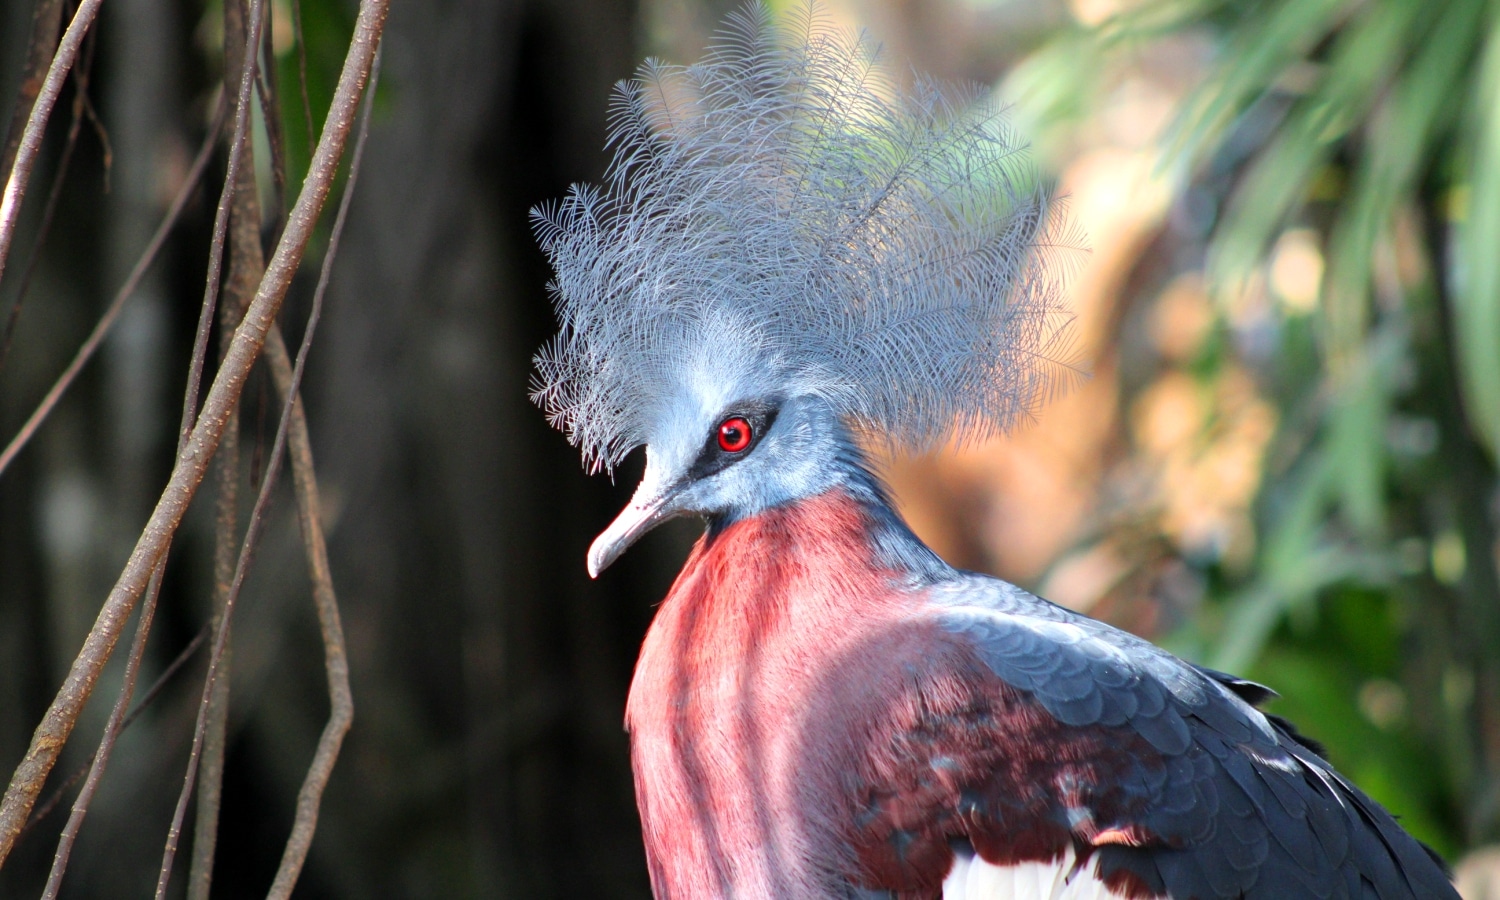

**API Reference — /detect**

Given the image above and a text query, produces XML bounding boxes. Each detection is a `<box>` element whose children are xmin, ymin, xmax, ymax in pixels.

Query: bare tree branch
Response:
<box><xmin>0</xmin><ymin>0</ymin><xmax>390</xmax><ymax>867</ymax></box>
<box><xmin>188</xmin><ymin>0</ymin><xmax>269</xmax><ymax>893</ymax></box>
<box><xmin>41</xmin><ymin>24</ymin><xmax>254</xmax><ymax>885</ymax></box>
<box><xmin>180</xmin><ymin>0</ymin><xmax>267</xmax><ymax>457</ymax></box>
<box><xmin>0</xmin><ymin>0</ymin><xmax>64</xmax><ymax>186</ymax></box>
<box><xmin>257</xmin><ymin>0</ymin><xmax>289</xmax><ymax>233</ymax></box>
<box><xmin>39</xmin><ymin>564</ymin><xmax>166</xmax><ymax>899</ymax></box>
<box><xmin>264</xmin><ymin>48</ymin><xmax>379</xmax><ymax>898</ymax></box>
<box><xmin>0</xmin><ymin>24</ymin><xmax>101</xmax><ymax>377</ymax></box>
<box><xmin>17</xmin><ymin>620</ymin><xmax>210</xmax><ymax>842</ymax></box>
<box><xmin>77</xmin><ymin>79</ymin><xmax>111</xmax><ymax>191</ymax></box>
<box><xmin>0</xmin><ymin>96</ymin><xmax>225</xmax><ymax>480</ymax></box>
<box><xmin>289</xmin><ymin>0</ymin><xmax>315</xmax><ymax>153</ymax></box>
<box><xmin>0</xmin><ymin>0</ymin><xmax>102</xmax><ymax>293</ymax></box>
<box><xmin>177</xmin><ymin>42</ymin><xmax>378</xmax><ymax>900</ymax></box>
<box><xmin>38</xmin><ymin>25</ymin><xmax>252</xmax><ymax>883</ymax></box>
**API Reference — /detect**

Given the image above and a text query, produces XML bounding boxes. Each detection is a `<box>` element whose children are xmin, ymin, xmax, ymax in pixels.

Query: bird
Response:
<box><xmin>531</xmin><ymin>4</ymin><xmax>1462</xmax><ymax>898</ymax></box>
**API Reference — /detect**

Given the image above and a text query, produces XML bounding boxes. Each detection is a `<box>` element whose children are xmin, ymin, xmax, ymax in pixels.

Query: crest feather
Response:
<box><xmin>533</xmin><ymin>1</ymin><xmax>1080</xmax><ymax>472</ymax></box>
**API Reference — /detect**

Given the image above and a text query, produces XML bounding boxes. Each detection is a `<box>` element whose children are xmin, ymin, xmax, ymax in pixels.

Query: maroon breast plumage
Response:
<box><xmin>627</xmin><ymin>489</ymin><xmax>914</xmax><ymax>897</ymax></box>
<box><xmin>626</xmin><ymin>491</ymin><xmax>1144</xmax><ymax>899</ymax></box>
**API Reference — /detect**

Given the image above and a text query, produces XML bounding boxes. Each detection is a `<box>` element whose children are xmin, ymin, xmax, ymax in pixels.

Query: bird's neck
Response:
<box><xmin>705</xmin><ymin>430</ymin><xmax>952</xmax><ymax>583</ymax></box>
<box><xmin>631</xmin><ymin>484</ymin><xmax>955</xmax><ymax>727</ymax></box>
<box><xmin>636</xmin><ymin>485</ymin><xmax>949</xmax><ymax>710</ymax></box>
<box><xmin>627</xmin><ymin>486</ymin><xmax>945</xmax><ymax>897</ymax></box>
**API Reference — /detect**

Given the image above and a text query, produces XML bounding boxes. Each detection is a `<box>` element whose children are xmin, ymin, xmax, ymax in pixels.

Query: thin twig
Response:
<box><xmin>178</xmin><ymin>44</ymin><xmax>378</xmax><ymax>900</ymax></box>
<box><xmin>43</xmin><ymin>41</ymin><xmax>246</xmax><ymax>885</ymax></box>
<box><xmin>18</xmin><ymin>622</ymin><xmax>210</xmax><ymax>840</ymax></box>
<box><xmin>0</xmin><ymin>23</ymin><xmax>99</xmax><ymax>377</ymax></box>
<box><xmin>188</xmin><ymin>1</ymin><xmax>269</xmax><ymax>892</ymax></box>
<box><xmin>40</xmin><ymin>563</ymin><xmax>167</xmax><ymax>898</ymax></box>
<box><xmin>0</xmin><ymin>0</ymin><xmax>389</xmax><ymax>867</ymax></box>
<box><xmin>258</xmin><ymin>73</ymin><xmax>288</xmax><ymax>234</ymax></box>
<box><xmin>181</xmin><ymin>0</ymin><xmax>268</xmax><ymax>454</ymax></box>
<box><xmin>0</xmin><ymin>97</ymin><xmax>226</xmax><ymax>480</ymax></box>
<box><xmin>257</xmin><ymin>0</ymin><xmax>289</xmax><ymax>232</ymax></box>
<box><xmin>249</xmin><ymin>374</ymin><xmax>268</xmax><ymax>486</ymax></box>
<box><xmin>0</xmin><ymin>0</ymin><xmax>65</xmax><ymax>186</ymax></box>
<box><xmin>186</xmin><ymin>378</ymin><xmax>237</xmax><ymax>900</ymax></box>
<box><xmin>264</xmin><ymin>46</ymin><xmax>379</xmax><ymax>899</ymax></box>
<box><xmin>155</xmin><ymin>0</ymin><xmax>269</xmax><ymax>889</ymax></box>
<box><xmin>0</xmin><ymin>0</ymin><xmax>102</xmax><ymax>294</ymax></box>
<box><xmin>159</xmin><ymin>222</ymin><xmax>297</xmax><ymax>900</ymax></box>
<box><xmin>77</xmin><ymin>87</ymin><xmax>111</xmax><ymax>193</ymax></box>
<box><xmin>290</xmin><ymin>0</ymin><xmax>315</xmax><ymax>152</ymax></box>
<box><xmin>170</xmin><ymin>37</ymin><xmax>379</xmax><ymax>900</ymax></box>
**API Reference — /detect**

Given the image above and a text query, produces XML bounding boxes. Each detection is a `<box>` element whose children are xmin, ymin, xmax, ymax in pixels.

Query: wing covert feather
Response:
<box><xmin>905</xmin><ymin>573</ymin><xmax>1459</xmax><ymax>900</ymax></box>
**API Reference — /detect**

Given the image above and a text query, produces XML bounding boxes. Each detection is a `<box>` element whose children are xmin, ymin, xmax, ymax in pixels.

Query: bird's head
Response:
<box><xmin>587</xmin><ymin>386</ymin><xmax>852</xmax><ymax>576</ymax></box>
<box><xmin>531</xmin><ymin>3</ymin><xmax>1078</xmax><ymax>577</ymax></box>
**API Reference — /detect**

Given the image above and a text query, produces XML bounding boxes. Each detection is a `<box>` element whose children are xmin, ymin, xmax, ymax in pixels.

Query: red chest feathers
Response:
<box><xmin>625</xmin><ymin>491</ymin><xmax>981</xmax><ymax>899</ymax></box>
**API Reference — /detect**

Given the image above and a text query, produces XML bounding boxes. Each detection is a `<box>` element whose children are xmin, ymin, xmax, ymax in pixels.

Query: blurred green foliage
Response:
<box><xmin>1015</xmin><ymin>0</ymin><xmax>1500</xmax><ymax>861</ymax></box>
<box><xmin>270</xmin><ymin>0</ymin><xmax>358</xmax><ymax>191</ymax></box>
<box><xmin>195</xmin><ymin>0</ymin><xmax>368</xmax><ymax>220</ymax></box>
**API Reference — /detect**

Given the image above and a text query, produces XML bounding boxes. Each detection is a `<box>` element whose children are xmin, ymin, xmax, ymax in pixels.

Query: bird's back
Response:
<box><xmin>625</xmin><ymin>487</ymin><xmax>1458</xmax><ymax>900</ymax></box>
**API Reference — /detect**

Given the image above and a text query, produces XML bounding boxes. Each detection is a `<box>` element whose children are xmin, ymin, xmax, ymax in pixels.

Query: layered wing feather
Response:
<box><xmin>907</xmin><ymin>574</ymin><xmax>1458</xmax><ymax>900</ymax></box>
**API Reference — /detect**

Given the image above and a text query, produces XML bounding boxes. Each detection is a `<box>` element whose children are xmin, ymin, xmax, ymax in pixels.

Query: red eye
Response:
<box><xmin>717</xmin><ymin>416</ymin><xmax>753</xmax><ymax>453</ymax></box>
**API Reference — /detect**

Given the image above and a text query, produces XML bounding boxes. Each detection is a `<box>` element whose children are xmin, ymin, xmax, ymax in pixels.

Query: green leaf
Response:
<box><xmin>1161</xmin><ymin>0</ymin><xmax>1350</xmax><ymax>174</ymax></box>
<box><xmin>1456</xmin><ymin>12</ymin><xmax>1500</xmax><ymax>461</ymax></box>
<box><xmin>1323</xmin><ymin>0</ymin><xmax>1483</xmax><ymax>359</ymax></box>
<box><xmin>1000</xmin><ymin>27</ymin><xmax>1101</xmax><ymax>155</ymax></box>
<box><xmin>1324</xmin><ymin>327</ymin><xmax>1408</xmax><ymax>539</ymax></box>
<box><xmin>1209</xmin><ymin>0</ymin><xmax>1423</xmax><ymax>285</ymax></box>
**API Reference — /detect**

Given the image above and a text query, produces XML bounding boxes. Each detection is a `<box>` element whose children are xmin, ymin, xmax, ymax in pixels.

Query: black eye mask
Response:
<box><xmin>686</xmin><ymin>401</ymin><xmax>779</xmax><ymax>480</ymax></box>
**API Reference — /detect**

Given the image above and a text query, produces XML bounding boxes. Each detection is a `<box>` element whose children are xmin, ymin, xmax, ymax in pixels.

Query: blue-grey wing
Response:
<box><xmin>929</xmin><ymin>574</ymin><xmax>1457</xmax><ymax>900</ymax></box>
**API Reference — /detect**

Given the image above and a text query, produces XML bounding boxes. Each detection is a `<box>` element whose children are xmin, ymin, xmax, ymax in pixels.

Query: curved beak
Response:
<box><xmin>587</xmin><ymin>468</ymin><xmax>683</xmax><ymax>578</ymax></box>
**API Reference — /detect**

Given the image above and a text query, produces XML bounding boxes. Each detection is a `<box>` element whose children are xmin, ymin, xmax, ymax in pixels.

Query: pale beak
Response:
<box><xmin>587</xmin><ymin>468</ymin><xmax>682</xmax><ymax>578</ymax></box>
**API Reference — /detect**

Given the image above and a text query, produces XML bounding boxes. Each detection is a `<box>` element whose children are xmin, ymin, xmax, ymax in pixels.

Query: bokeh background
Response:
<box><xmin>0</xmin><ymin>0</ymin><xmax>1498</xmax><ymax>896</ymax></box>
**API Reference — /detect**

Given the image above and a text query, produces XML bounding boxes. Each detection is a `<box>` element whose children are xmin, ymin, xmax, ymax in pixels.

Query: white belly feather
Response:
<box><xmin>942</xmin><ymin>845</ymin><xmax>1136</xmax><ymax>900</ymax></box>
